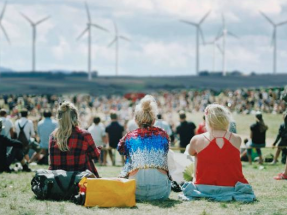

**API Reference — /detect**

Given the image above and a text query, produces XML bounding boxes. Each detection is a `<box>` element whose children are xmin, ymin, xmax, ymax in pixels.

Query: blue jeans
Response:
<box><xmin>129</xmin><ymin>169</ymin><xmax>171</xmax><ymax>201</ymax></box>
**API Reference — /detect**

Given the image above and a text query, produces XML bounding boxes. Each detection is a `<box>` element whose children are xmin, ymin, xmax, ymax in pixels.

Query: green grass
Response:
<box><xmin>0</xmin><ymin>164</ymin><xmax>287</xmax><ymax>215</ymax></box>
<box><xmin>0</xmin><ymin>114</ymin><xmax>285</xmax><ymax>215</ymax></box>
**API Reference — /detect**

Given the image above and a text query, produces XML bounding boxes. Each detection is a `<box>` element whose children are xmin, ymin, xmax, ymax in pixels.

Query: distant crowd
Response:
<box><xmin>2</xmin><ymin>93</ymin><xmax>287</xmax><ymax>203</ymax></box>
<box><xmin>0</xmin><ymin>87</ymin><xmax>286</xmax><ymax>129</ymax></box>
<box><xmin>0</xmin><ymin>87</ymin><xmax>286</xmax><ymax>172</ymax></box>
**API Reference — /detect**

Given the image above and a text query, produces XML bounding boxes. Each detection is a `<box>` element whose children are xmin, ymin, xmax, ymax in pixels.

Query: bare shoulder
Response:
<box><xmin>230</xmin><ymin>133</ymin><xmax>242</xmax><ymax>149</ymax></box>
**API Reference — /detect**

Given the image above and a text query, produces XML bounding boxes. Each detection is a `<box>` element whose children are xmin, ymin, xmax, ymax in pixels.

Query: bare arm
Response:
<box><xmin>188</xmin><ymin>136</ymin><xmax>197</xmax><ymax>156</ymax></box>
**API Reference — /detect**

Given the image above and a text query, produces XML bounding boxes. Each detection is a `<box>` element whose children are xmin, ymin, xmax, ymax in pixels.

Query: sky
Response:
<box><xmin>0</xmin><ymin>0</ymin><xmax>287</xmax><ymax>76</ymax></box>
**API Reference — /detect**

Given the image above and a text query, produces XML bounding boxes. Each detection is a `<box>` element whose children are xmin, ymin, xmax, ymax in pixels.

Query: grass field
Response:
<box><xmin>0</xmin><ymin>114</ymin><xmax>286</xmax><ymax>215</ymax></box>
<box><xmin>0</xmin><ymin>164</ymin><xmax>286</xmax><ymax>215</ymax></box>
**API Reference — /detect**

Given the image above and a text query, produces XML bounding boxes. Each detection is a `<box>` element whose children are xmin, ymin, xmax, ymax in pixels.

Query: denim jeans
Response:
<box><xmin>246</xmin><ymin>141</ymin><xmax>265</xmax><ymax>156</ymax></box>
<box><xmin>129</xmin><ymin>169</ymin><xmax>171</xmax><ymax>201</ymax></box>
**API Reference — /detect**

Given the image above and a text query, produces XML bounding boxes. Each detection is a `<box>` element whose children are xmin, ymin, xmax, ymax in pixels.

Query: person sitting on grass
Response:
<box><xmin>49</xmin><ymin>101</ymin><xmax>101</xmax><ymax>177</ymax></box>
<box><xmin>118</xmin><ymin>95</ymin><xmax>171</xmax><ymax>201</ymax></box>
<box><xmin>181</xmin><ymin>104</ymin><xmax>255</xmax><ymax>202</ymax></box>
<box><xmin>271</xmin><ymin>112</ymin><xmax>287</xmax><ymax>164</ymax></box>
<box><xmin>0</xmin><ymin>119</ymin><xmax>31</xmax><ymax>173</ymax></box>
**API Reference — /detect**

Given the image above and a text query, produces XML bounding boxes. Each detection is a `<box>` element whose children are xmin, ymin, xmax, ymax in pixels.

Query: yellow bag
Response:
<box><xmin>79</xmin><ymin>177</ymin><xmax>136</xmax><ymax>208</ymax></box>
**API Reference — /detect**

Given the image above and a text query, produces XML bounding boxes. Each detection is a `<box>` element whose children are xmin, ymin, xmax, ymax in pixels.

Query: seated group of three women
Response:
<box><xmin>48</xmin><ymin>95</ymin><xmax>255</xmax><ymax>202</ymax></box>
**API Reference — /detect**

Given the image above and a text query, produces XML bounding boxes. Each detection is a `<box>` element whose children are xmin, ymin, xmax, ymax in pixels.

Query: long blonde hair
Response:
<box><xmin>204</xmin><ymin>104</ymin><xmax>231</xmax><ymax>131</ymax></box>
<box><xmin>135</xmin><ymin>95</ymin><xmax>158</xmax><ymax>128</ymax></box>
<box><xmin>54</xmin><ymin>101</ymin><xmax>79</xmax><ymax>151</ymax></box>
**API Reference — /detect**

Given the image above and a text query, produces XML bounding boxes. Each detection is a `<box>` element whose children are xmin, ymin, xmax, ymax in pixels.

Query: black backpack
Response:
<box><xmin>31</xmin><ymin>169</ymin><xmax>95</xmax><ymax>200</ymax></box>
<box><xmin>17</xmin><ymin>121</ymin><xmax>29</xmax><ymax>147</ymax></box>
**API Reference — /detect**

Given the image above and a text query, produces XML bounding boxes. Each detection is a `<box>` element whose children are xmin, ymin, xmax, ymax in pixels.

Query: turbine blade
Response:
<box><xmin>199</xmin><ymin>27</ymin><xmax>205</xmax><ymax>44</ymax></box>
<box><xmin>277</xmin><ymin>20</ymin><xmax>287</xmax><ymax>26</ymax></box>
<box><xmin>76</xmin><ymin>26</ymin><xmax>89</xmax><ymax>40</ymax></box>
<box><xmin>113</xmin><ymin>20</ymin><xmax>118</xmax><ymax>34</ymax></box>
<box><xmin>0</xmin><ymin>0</ymin><xmax>8</xmax><ymax>21</ymax></box>
<box><xmin>108</xmin><ymin>37</ymin><xmax>116</xmax><ymax>47</ymax></box>
<box><xmin>227</xmin><ymin>31</ymin><xmax>239</xmax><ymax>39</ymax></box>
<box><xmin>199</xmin><ymin>10</ymin><xmax>211</xmax><ymax>25</ymax></box>
<box><xmin>35</xmin><ymin>16</ymin><xmax>50</xmax><ymax>25</ymax></box>
<box><xmin>260</xmin><ymin>11</ymin><xmax>275</xmax><ymax>26</ymax></box>
<box><xmin>217</xmin><ymin>44</ymin><xmax>223</xmax><ymax>54</ymax></box>
<box><xmin>204</xmin><ymin>41</ymin><xmax>214</xmax><ymax>45</ymax></box>
<box><xmin>216</xmin><ymin>27</ymin><xmax>223</xmax><ymax>39</ymax></box>
<box><xmin>119</xmin><ymin>35</ymin><xmax>131</xmax><ymax>42</ymax></box>
<box><xmin>20</xmin><ymin>12</ymin><xmax>34</xmax><ymax>25</ymax></box>
<box><xmin>216</xmin><ymin>31</ymin><xmax>223</xmax><ymax>40</ymax></box>
<box><xmin>91</xmin><ymin>23</ymin><xmax>109</xmax><ymax>32</ymax></box>
<box><xmin>179</xmin><ymin>19</ymin><xmax>197</xmax><ymax>27</ymax></box>
<box><xmin>0</xmin><ymin>24</ymin><xmax>10</xmax><ymax>44</ymax></box>
<box><xmin>85</xmin><ymin>2</ymin><xmax>91</xmax><ymax>22</ymax></box>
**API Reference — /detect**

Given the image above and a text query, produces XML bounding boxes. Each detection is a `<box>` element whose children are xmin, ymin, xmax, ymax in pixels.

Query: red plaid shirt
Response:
<box><xmin>49</xmin><ymin>127</ymin><xmax>101</xmax><ymax>177</ymax></box>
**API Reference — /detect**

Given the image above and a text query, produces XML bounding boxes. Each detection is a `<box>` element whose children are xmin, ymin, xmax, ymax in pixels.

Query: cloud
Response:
<box><xmin>1</xmin><ymin>0</ymin><xmax>287</xmax><ymax>74</ymax></box>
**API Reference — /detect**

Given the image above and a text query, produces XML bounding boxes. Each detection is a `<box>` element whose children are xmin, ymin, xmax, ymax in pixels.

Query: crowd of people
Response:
<box><xmin>0</xmin><ymin>88</ymin><xmax>287</xmax><ymax>202</ymax></box>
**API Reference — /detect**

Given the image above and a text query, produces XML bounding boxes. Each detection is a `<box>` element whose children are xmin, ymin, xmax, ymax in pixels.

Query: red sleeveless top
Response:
<box><xmin>194</xmin><ymin>133</ymin><xmax>248</xmax><ymax>186</ymax></box>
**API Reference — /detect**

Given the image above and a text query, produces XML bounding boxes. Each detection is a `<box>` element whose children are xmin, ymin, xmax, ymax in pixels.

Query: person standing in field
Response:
<box><xmin>154</xmin><ymin>114</ymin><xmax>172</xmax><ymax>137</ymax></box>
<box><xmin>247</xmin><ymin>112</ymin><xmax>268</xmax><ymax>165</ymax></box>
<box><xmin>30</xmin><ymin>109</ymin><xmax>58</xmax><ymax>164</ymax></box>
<box><xmin>88</xmin><ymin>116</ymin><xmax>107</xmax><ymax>165</ymax></box>
<box><xmin>105</xmin><ymin>111</ymin><xmax>124</xmax><ymax>166</ymax></box>
<box><xmin>0</xmin><ymin>109</ymin><xmax>14</xmax><ymax>138</ymax></box>
<box><xmin>176</xmin><ymin>111</ymin><xmax>196</xmax><ymax>153</ymax></box>
<box><xmin>15</xmin><ymin>109</ymin><xmax>40</xmax><ymax>162</ymax></box>
<box><xmin>196</xmin><ymin>115</ymin><xmax>206</xmax><ymax>135</ymax></box>
<box><xmin>272</xmin><ymin>112</ymin><xmax>287</xmax><ymax>164</ymax></box>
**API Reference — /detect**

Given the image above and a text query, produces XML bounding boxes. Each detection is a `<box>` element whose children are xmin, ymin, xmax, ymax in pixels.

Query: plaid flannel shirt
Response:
<box><xmin>49</xmin><ymin>126</ymin><xmax>100</xmax><ymax>177</ymax></box>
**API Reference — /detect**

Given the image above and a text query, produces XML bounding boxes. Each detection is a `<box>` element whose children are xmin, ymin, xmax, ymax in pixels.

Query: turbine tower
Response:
<box><xmin>217</xmin><ymin>15</ymin><xmax>238</xmax><ymax>76</ymax></box>
<box><xmin>0</xmin><ymin>0</ymin><xmax>11</xmax><ymax>75</ymax></box>
<box><xmin>260</xmin><ymin>11</ymin><xmax>287</xmax><ymax>74</ymax></box>
<box><xmin>77</xmin><ymin>2</ymin><xmax>109</xmax><ymax>81</ymax></box>
<box><xmin>108</xmin><ymin>21</ymin><xmax>131</xmax><ymax>76</ymax></box>
<box><xmin>21</xmin><ymin>13</ymin><xmax>50</xmax><ymax>72</ymax></box>
<box><xmin>180</xmin><ymin>11</ymin><xmax>211</xmax><ymax>75</ymax></box>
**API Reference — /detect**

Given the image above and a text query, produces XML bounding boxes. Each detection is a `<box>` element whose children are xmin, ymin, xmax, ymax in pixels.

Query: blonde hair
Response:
<box><xmin>54</xmin><ymin>101</ymin><xmax>79</xmax><ymax>151</ymax></box>
<box><xmin>135</xmin><ymin>95</ymin><xmax>158</xmax><ymax>127</ymax></box>
<box><xmin>204</xmin><ymin>104</ymin><xmax>231</xmax><ymax>131</ymax></box>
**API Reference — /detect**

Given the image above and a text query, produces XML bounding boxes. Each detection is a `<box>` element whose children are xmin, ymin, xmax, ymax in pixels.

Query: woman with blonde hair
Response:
<box><xmin>117</xmin><ymin>95</ymin><xmax>171</xmax><ymax>201</ymax></box>
<box><xmin>49</xmin><ymin>101</ymin><xmax>101</xmax><ymax>177</ymax></box>
<box><xmin>181</xmin><ymin>104</ymin><xmax>255</xmax><ymax>202</ymax></box>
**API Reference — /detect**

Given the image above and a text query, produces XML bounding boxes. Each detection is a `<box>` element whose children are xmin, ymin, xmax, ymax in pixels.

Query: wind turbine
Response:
<box><xmin>0</xmin><ymin>0</ymin><xmax>11</xmax><ymax>75</ymax></box>
<box><xmin>217</xmin><ymin>15</ymin><xmax>239</xmax><ymax>76</ymax></box>
<box><xmin>204</xmin><ymin>34</ymin><xmax>222</xmax><ymax>73</ymax></box>
<box><xmin>180</xmin><ymin>11</ymin><xmax>211</xmax><ymax>75</ymax></box>
<box><xmin>77</xmin><ymin>2</ymin><xmax>109</xmax><ymax>81</ymax></box>
<box><xmin>21</xmin><ymin>12</ymin><xmax>50</xmax><ymax>72</ymax></box>
<box><xmin>260</xmin><ymin>11</ymin><xmax>287</xmax><ymax>74</ymax></box>
<box><xmin>108</xmin><ymin>21</ymin><xmax>131</xmax><ymax>76</ymax></box>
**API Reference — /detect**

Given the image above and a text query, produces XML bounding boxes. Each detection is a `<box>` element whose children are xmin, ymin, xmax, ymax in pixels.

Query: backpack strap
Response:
<box><xmin>18</xmin><ymin>121</ymin><xmax>28</xmax><ymax>130</ymax></box>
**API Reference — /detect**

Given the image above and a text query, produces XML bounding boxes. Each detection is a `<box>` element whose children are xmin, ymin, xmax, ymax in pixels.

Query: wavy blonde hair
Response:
<box><xmin>54</xmin><ymin>101</ymin><xmax>79</xmax><ymax>151</ymax></box>
<box><xmin>204</xmin><ymin>104</ymin><xmax>231</xmax><ymax>131</ymax></box>
<box><xmin>135</xmin><ymin>95</ymin><xmax>158</xmax><ymax>127</ymax></box>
